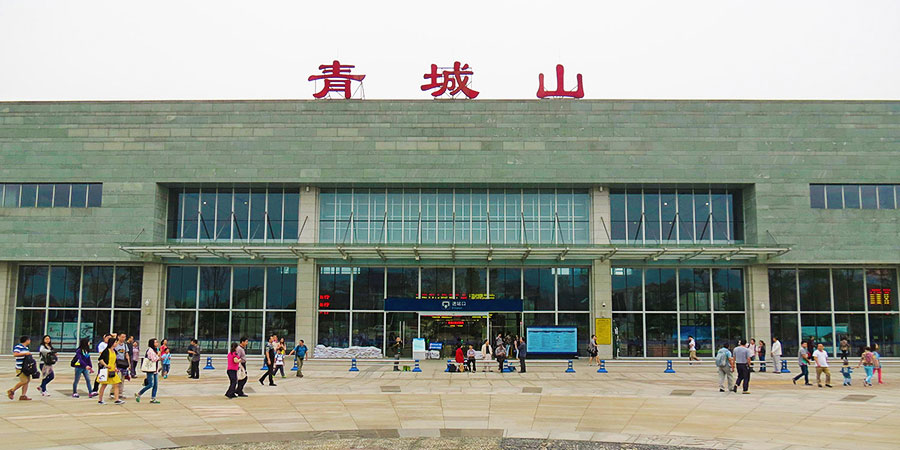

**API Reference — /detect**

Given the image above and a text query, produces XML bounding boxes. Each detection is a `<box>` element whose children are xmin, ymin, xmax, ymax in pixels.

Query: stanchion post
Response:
<box><xmin>597</xmin><ymin>359</ymin><xmax>608</xmax><ymax>374</ymax></box>
<box><xmin>445</xmin><ymin>359</ymin><xmax>452</xmax><ymax>372</ymax></box>
<box><xmin>348</xmin><ymin>358</ymin><xmax>359</xmax><ymax>372</ymax></box>
<box><xmin>503</xmin><ymin>359</ymin><xmax>511</xmax><ymax>373</ymax></box>
<box><xmin>291</xmin><ymin>358</ymin><xmax>299</xmax><ymax>371</ymax></box>
<box><xmin>412</xmin><ymin>359</ymin><xmax>422</xmax><ymax>373</ymax></box>
<box><xmin>203</xmin><ymin>356</ymin><xmax>215</xmax><ymax>370</ymax></box>
<box><xmin>781</xmin><ymin>360</ymin><xmax>791</xmax><ymax>374</ymax></box>
<box><xmin>565</xmin><ymin>360</ymin><xmax>576</xmax><ymax>373</ymax></box>
<box><xmin>664</xmin><ymin>360</ymin><xmax>676</xmax><ymax>373</ymax></box>
<box><xmin>261</xmin><ymin>360</ymin><xmax>268</xmax><ymax>371</ymax></box>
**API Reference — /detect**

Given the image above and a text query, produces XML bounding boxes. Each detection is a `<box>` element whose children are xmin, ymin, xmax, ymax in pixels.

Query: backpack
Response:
<box><xmin>864</xmin><ymin>352</ymin><xmax>875</xmax><ymax>365</ymax></box>
<box><xmin>20</xmin><ymin>354</ymin><xmax>38</xmax><ymax>376</ymax></box>
<box><xmin>42</xmin><ymin>350</ymin><xmax>58</xmax><ymax>366</ymax></box>
<box><xmin>715</xmin><ymin>349</ymin><xmax>729</xmax><ymax>368</ymax></box>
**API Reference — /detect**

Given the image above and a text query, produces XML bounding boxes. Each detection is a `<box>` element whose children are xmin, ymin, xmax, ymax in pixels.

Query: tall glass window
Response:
<box><xmin>15</xmin><ymin>265</ymin><xmax>142</xmax><ymax>351</ymax></box>
<box><xmin>168</xmin><ymin>187</ymin><xmax>301</xmax><ymax>242</ymax></box>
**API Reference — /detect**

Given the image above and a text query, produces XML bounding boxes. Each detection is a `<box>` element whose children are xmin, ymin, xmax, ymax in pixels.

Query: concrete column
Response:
<box><xmin>298</xmin><ymin>186</ymin><xmax>319</xmax><ymax>244</ymax></box>
<box><xmin>139</xmin><ymin>262</ymin><xmax>166</xmax><ymax>345</ymax></box>
<box><xmin>0</xmin><ymin>262</ymin><xmax>16</xmax><ymax>352</ymax></box>
<box><xmin>591</xmin><ymin>259</ymin><xmax>613</xmax><ymax>359</ymax></box>
<box><xmin>591</xmin><ymin>186</ymin><xmax>611</xmax><ymax>245</ymax></box>
<box><xmin>296</xmin><ymin>258</ymin><xmax>317</xmax><ymax>356</ymax></box>
<box><xmin>746</xmin><ymin>264</ymin><xmax>771</xmax><ymax>348</ymax></box>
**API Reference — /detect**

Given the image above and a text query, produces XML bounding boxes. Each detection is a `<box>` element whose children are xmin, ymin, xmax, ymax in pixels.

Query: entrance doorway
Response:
<box><xmin>420</xmin><ymin>314</ymin><xmax>487</xmax><ymax>359</ymax></box>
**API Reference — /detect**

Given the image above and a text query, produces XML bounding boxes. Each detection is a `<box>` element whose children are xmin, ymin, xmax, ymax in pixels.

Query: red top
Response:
<box><xmin>455</xmin><ymin>347</ymin><xmax>464</xmax><ymax>363</ymax></box>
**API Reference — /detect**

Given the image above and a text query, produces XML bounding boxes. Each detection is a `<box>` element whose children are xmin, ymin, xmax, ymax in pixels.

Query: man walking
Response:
<box><xmin>289</xmin><ymin>339</ymin><xmax>308</xmax><ymax>378</ymax></box>
<box><xmin>234</xmin><ymin>337</ymin><xmax>249</xmax><ymax>397</ymax></box>
<box><xmin>517</xmin><ymin>337</ymin><xmax>527</xmax><ymax>373</ymax></box>
<box><xmin>7</xmin><ymin>336</ymin><xmax>33</xmax><ymax>401</ymax></box>
<box><xmin>771</xmin><ymin>337</ymin><xmax>783</xmax><ymax>374</ymax></box>
<box><xmin>687</xmin><ymin>335</ymin><xmax>699</xmax><ymax>365</ymax></box>
<box><xmin>812</xmin><ymin>343</ymin><xmax>833</xmax><ymax>388</ymax></box>
<box><xmin>715</xmin><ymin>342</ymin><xmax>734</xmax><ymax>392</ymax></box>
<box><xmin>792</xmin><ymin>341</ymin><xmax>812</xmax><ymax>386</ymax></box>
<box><xmin>259</xmin><ymin>334</ymin><xmax>277</xmax><ymax>386</ymax></box>
<box><xmin>186</xmin><ymin>338</ymin><xmax>201</xmax><ymax>379</ymax></box>
<box><xmin>390</xmin><ymin>336</ymin><xmax>402</xmax><ymax>372</ymax></box>
<box><xmin>733</xmin><ymin>339</ymin><xmax>752</xmax><ymax>394</ymax></box>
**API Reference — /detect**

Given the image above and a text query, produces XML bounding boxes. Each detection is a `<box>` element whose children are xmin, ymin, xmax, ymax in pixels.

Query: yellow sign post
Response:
<box><xmin>595</xmin><ymin>318</ymin><xmax>612</xmax><ymax>345</ymax></box>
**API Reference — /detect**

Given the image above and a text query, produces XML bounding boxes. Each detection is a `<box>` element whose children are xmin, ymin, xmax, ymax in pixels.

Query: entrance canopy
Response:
<box><xmin>120</xmin><ymin>243</ymin><xmax>790</xmax><ymax>263</ymax></box>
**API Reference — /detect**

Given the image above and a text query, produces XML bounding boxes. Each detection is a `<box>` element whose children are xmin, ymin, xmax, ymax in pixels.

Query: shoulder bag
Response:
<box><xmin>140</xmin><ymin>350</ymin><xmax>158</xmax><ymax>373</ymax></box>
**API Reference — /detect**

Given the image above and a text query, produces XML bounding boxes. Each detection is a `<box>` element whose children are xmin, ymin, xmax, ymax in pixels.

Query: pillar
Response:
<box><xmin>139</xmin><ymin>262</ymin><xmax>166</xmax><ymax>345</ymax></box>
<box><xmin>296</xmin><ymin>258</ymin><xmax>317</xmax><ymax>356</ymax></box>
<box><xmin>591</xmin><ymin>186</ymin><xmax>611</xmax><ymax>245</ymax></box>
<box><xmin>0</xmin><ymin>262</ymin><xmax>16</xmax><ymax>352</ymax></box>
<box><xmin>591</xmin><ymin>259</ymin><xmax>613</xmax><ymax>359</ymax></box>
<box><xmin>746</xmin><ymin>264</ymin><xmax>771</xmax><ymax>347</ymax></box>
<box><xmin>298</xmin><ymin>186</ymin><xmax>319</xmax><ymax>244</ymax></box>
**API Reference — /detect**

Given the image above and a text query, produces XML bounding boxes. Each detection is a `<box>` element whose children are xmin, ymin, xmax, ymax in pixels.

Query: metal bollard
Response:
<box><xmin>349</xmin><ymin>358</ymin><xmax>359</xmax><ymax>372</ymax></box>
<box><xmin>760</xmin><ymin>361</ymin><xmax>767</xmax><ymax>372</ymax></box>
<box><xmin>503</xmin><ymin>359</ymin><xmax>512</xmax><ymax>373</ymax></box>
<box><xmin>203</xmin><ymin>356</ymin><xmax>215</xmax><ymax>370</ymax></box>
<box><xmin>291</xmin><ymin>359</ymin><xmax>299</xmax><ymax>371</ymax></box>
<box><xmin>412</xmin><ymin>359</ymin><xmax>422</xmax><ymax>373</ymax></box>
<box><xmin>445</xmin><ymin>359</ymin><xmax>453</xmax><ymax>372</ymax></box>
<box><xmin>565</xmin><ymin>360</ymin><xmax>576</xmax><ymax>373</ymax></box>
<box><xmin>781</xmin><ymin>360</ymin><xmax>791</xmax><ymax>374</ymax></box>
<box><xmin>664</xmin><ymin>360</ymin><xmax>676</xmax><ymax>373</ymax></box>
<box><xmin>597</xmin><ymin>359</ymin><xmax>608</xmax><ymax>374</ymax></box>
<box><xmin>261</xmin><ymin>361</ymin><xmax>269</xmax><ymax>371</ymax></box>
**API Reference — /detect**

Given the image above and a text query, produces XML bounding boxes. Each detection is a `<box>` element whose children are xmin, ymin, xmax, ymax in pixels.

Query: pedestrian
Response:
<box><xmin>587</xmin><ymin>335</ymin><xmax>599</xmax><ymax>366</ymax></box>
<box><xmin>841</xmin><ymin>360</ymin><xmax>853</xmax><ymax>386</ymax></box>
<box><xmin>454</xmin><ymin>345</ymin><xmax>465</xmax><ymax>371</ymax></box>
<box><xmin>234</xmin><ymin>337</ymin><xmax>249</xmax><ymax>397</ymax></box>
<box><xmin>96</xmin><ymin>336</ymin><xmax>124</xmax><ymax>404</ymax></box>
<box><xmin>758</xmin><ymin>339</ymin><xmax>766</xmax><ymax>372</ymax></box>
<box><xmin>517</xmin><ymin>337</ymin><xmax>527</xmax><ymax>373</ymax></box>
<box><xmin>390</xmin><ymin>336</ymin><xmax>402</xmax><ymax>372</ymax></box>
<box><xmin>225</xmin><ymin>342</ymin><xmax>241</xmax><ymax>399</ymax></box>
<box><xmin>274</xmin><ymin>341</ymin><xmax>286</xmax><ymax>378</ymax></box>
<box><xmin>186</xmin><ymin>338</ymin><xmax>201</xmax><ymax>379</ymax></box>
<box><xmin>159</xmin><ymin>339</ymin><xmax>171</xmax><ymax>379</ymax></box>
<box><xmin>135</xmin><ymin>338</ymin><xmax>161</xmax><ymax>403</ymax></box>
<box><xmin>259</xmin><ymin>334</ymin><xmax>277</xmax><ymax>386</ymax></box>
<box><xmin>856</xmin><ymin>346</ymin><xmax>877</xmax><ymax>387</ymax></box>
<box><xmin>495</xmin><ymin>333</ymin><xmax>504</xmax><ymax>352</ymax></box>
<box><xmin>465</xmin><ymin>345</ymin><xmax>476</xmax><ymax>372</ymax></box>
<box><xmin>480</xmin><ymin>339</ymin><xmax>492</xmax><ymax>372</ymax></box>
<box><xmin>113</xmin><ymin>333</ymin><xmax>131</xmax><ymax>385</ymax></box>
<box><xmin>873</xmin><ymin>344</ymin><xmax>883</xmax><ymax>384</ymax></box>
<box><xmin>812</xmin><ymin>343</ymin><xmax>833</xmax><ymax>388</ymax></box>
<box><xmin>732</xmin><ymin>339</ymin><xmax>752</xmax><ymax>394</ymax></box>
<box><xmin>771</xmin><ymin>337</ymin><xmax>782</xmax><ymax>374</ymax></box>
<box><xmin>687</xmin><ymin>335</ymin><xmax>699</xmax><ymax>365</ymax></box>
<box><xmin>128</xmin><ymin>336</ymin><xmax>140</xmax><ymax>378</ymax></box>
<box><xmin>72</xmin><ymin>338</ymin><xmax>96</xmax><ymax>398</ymax></box>
<box><xmin>792</xmin><ymin>342</ymin><xmax>812</xmax><ymax>386</ymax></box>
<box><xmin>38</xmin><ymin>334</ymin><xmax>58</xmax><ymax>396</ymax></box>
<box><xmin>288</xmin><ymin>339</ymin><xmax>308</xmax><ymax>378</ymax></box>
<box><xmin>91</xmin><ymin>333</ymin><xmax>110</xmax><ymax>395</ymax></box>
<box><xmin>839</xmin><ymin>336</ymin><xmax>850</xmax><ymax>363</ymax></box>
<box><xmin>495</xmin><ymin>340</ymin><xmax>507</xmax><ymax>372</ymax></box>
<box><xmin>747</xmin><ymin>338</ymin><xmax>756</xmax><ymax>372</ymax></box>
<box><xmin>7</xmin><ymin>335</ymin><xmax>34</xmax><ymax>401</ymax></box>
<box><xmin>715</xmin><ymin>342</ymin><xmax>735</xmax><ymax>392</ymax></box>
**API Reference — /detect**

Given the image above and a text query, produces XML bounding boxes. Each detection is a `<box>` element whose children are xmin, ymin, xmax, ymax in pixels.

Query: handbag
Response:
<box><xmin>97</xmin><ymin>368</ymin><xmax>109</xmax><ymax>382</ymax></box>
<box><xmin>237</xmin><ymin>365</ymin><xmax>247</xmax><ymax>380</ymax></box>
<box><xmin>140</xmin><ymin>356</ymin><xmax>158</xmax><ymax>373</ymax></box>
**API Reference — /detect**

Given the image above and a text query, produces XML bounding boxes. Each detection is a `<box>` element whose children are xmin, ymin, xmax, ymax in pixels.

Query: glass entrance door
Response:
<box><xmin>420</xmin><ymin>314</ymin><xmax>487</xmax><ymax>359</ymax></box>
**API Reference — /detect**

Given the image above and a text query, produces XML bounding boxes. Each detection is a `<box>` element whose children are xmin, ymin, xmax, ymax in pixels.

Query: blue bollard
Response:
<box><xmin>445</xmin><ymin>359</ymin><xmax>453</xmax><ymax>372</ymax></box>
<box><xmin>261</xmin><ymin>361</ymin><xmax>268</xmax><ymax>371</ymax></box>
<box><xmin>760</xmin><ymin>361</ymin><xmax>767</xmax><ymax>372</ymax></box>
<box><xmin>412</xmin><ymin>359</ymin><xmax>422</xmax><ymax>373</ymax></box>
<box><xmin>203</xmin><ymin>356</ymin><xmax>215</xmax><ymax>370</ymax></box>
<box><xmin>565</xmin><ymin>360</ymin><xmax>576</xmax><ymax>373</ymax></box>
<box><xmin>503</xmin><ymin>359</ymin><xmax>512</xmax><ymax>373</ymax></box>
<box><xmin>291</xmin><ymin>358</ymin><xmax>299</xmax><ymax>371</ymax></box>
<box><xmin>664</xmin><ymin>360</ymin><xmax>676</xmax><ymax>373</ymax></box>
<box><xmin>781</xmin><ymin>360</ymin><xmax>791</xmax><ymax>374</ymax></box>
<box><xmin>597</xmin><ymin>359</ymin><xmax>608</xmax><ymax>374</ymax></box>
<box><xmin>349</xmin><ymin>358</ymin><xmax>359</xmax><ymax>372</ymax></box>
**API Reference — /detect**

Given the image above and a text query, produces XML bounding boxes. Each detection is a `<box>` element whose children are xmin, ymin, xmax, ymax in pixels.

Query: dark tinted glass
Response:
<box><xmin>861</xmin><ymin>185</ymin><xmax>877</xmax><ymax>209</ymax></box>
<box><xmin>81</xmin><ymin>266</ymin><xmax>113</xmax><ymax>308</ymax></box>
<box><xmin>70</xmin><ymin>184</ymin><xmax>87</xmax><ymax>208</ymax></box>
<box><xmin>199</xmin><ymin>266</ymin><xmax>230</xmax><ymax>309</ymax></box>
<box><xmin>53</xmin><ymin>184</ymin><xmax>70</xmax><ymax>207</ymax></box>
<box><xmin>20</xmin><ymin>184</ymin><xmax>37</xmax><ymax>207</ymax></box>
<box><xmin>809</xmin><ymin>185</ymin><xmax>825</xmax><ymax>208</ymax></box>
<box><xmin>17</xmin><ymin>265</ymin><xmax>48</xmax><ymax>307</ymax></box>
<box><xmin>37</xmin><ymin>184</ymin><xmax>53</xmax><ymax>207</ymax></box>
<box><xmin>318</xmin><ymin>267</ymin><xmax>351</xmax><ymax>310</ymax></box>
<box><xmin>798</xmin><ymin>269</ymin><xmax>830</xmax><ymax>311</ymax></box>
<box><xmin>645</xmin><ymin>268</ymin><xmax>676</xmax><ymax>311</ymax></box>
<box><xmin>825</xmin><ymin>185</ymin><xmax>843</xmax><ymax>209</ymax></box>
<box><xmin>557</xmin><ymin>267</ymin><xmax>589</xmax><ymax>311</ymax></box>
<box><xmin>523</xmin><ymin>268</ymin><xmax>554</xmax><ymax>311</ymax></box>
<box><xmin>878</xmin><ymin>185</ymin><xmax>895</xmax><ymax>209</ymax></box>
<box><xmin>114</xmin><ymin>266</ymin><xmax>143</xmax><ymax>308</ymax></box>
<box><xmin>166</xmin><ymin>266</ymin><xmax>197</xmax><ymax>309</ymax></box>
<box><xmin>843</xmin><ymin>185</ymin><xmax>860</xmax><ymax>208</ymax></box>
<box><xmin>489</xmin><ymin>268</ymin><xmax>521</xmax><ymax>300</ymax></box>
<box><xmin>768</xmin><ymin>269</ymin><xmax>797</xmax><ymax>311</ymax></box>
<box><xmin>353</xmin><ymin>267</ymin><xmax>384</xmax><ymax>310</ymax></box>
<box><xmin>87</xmin><ymin>184</ymin><xmax>102</xmax><ymax>207</ymax></box>
<box><xmin>266</xmin><ymin>266</ymin><xmax>297</xmax><ymax>310</ymax></box>
<box><xmin>49</xmin><ymin>266</ymin><xmax>80</xmax><ymax>307</ymax></box>
<box><xmin>613</xmin><ymin>313</ymin><xmax>643</xmax><ymax>357</ymax></box>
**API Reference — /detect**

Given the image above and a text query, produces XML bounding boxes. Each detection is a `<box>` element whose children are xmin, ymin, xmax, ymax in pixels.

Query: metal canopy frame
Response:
<box><xmin>119</xmin><ymin>243</ymin><xmax>790</xmax><ymax>263</ymax></box>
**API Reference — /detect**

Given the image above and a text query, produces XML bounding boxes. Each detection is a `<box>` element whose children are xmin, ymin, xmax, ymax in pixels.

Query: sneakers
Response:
<box><xmin>134</xmin><ymin>393</ymin><xmax>140</xmax><ymax>403</ymax></box>
<box><xmin>41</xmin><ymin>391</ymin><xmax>50</xmax><ymax>397</ymax></box>
<box><xmin>804</xmin><ymin>383</ymin><xmax>813</xmax><ymax>386</ymax></box>
<box><xmin>792</xmin><ymin>379</ymin><xmax>797</xmax><ymax>385</ymax></box>
<box><xmin>89</xmin><ymin>392</ymin><xmax>98</xmax><ymax>398</ymax></box>
<box><xmin>19</xmin><ymin>396</ymin><xmax>32</xmax><ymax>401</ymax></box>
<box><xmin>825</xmin><ymin>384</ymin><xmax>833</xmax><ymax>388</ymax></box>
<box><xmin>719</xmin><ymin>388</ymin><xmax>725</xmax><ymax>392</ymax></box>
<box><xmin>114</xmin><ymin>400</ymin><xmax>125</xmax><ymax>405</ymax></box>
<box><xmin>149</xmin><ymin>399</ymin><xmax>160</xmax><ymax>404</ymax></box>
<box><xmin>72</xmin><ymin>393</ymin><xmax>80</xmax><ymax>398</ymax></box>
<box><xmin>98</xmin><ymin>400</ymin><xmax>106</xmax><ymax>405</ymax></box>
<box><xmin>237</xmin><ymin>394</ymin><xmax>248</xmax><ymax>397</ymax></box>
<box><xmin>742</xmin><ymin>391</ymin><xmax>750</xmax><ymax>394</ymax></box>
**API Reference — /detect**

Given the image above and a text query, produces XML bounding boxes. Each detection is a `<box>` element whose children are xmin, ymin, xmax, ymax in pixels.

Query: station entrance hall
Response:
<box><xmin>1</xmin><ymin>99</ymin><xmax>898</xmax><ymax>361</ymax></box>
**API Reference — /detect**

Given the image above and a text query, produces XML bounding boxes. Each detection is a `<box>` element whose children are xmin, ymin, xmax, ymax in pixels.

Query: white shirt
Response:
<box><xmin>812</xmin><ymin>349</ymin><xmax>829</xmax><ymax>367</ymax></box>
<box><xmin>97</xmin><ymin>342</ymin><xmax>108</xmax><ymax>354</ymax></box>
<box><xmin>688</xmin><ymin>339</ymin><xmax>696</xmax><ymax>351</ymax></box>
<box><xmin>772</xmin><ymin>340</ymin><xmax>782</xmax><ymax>356</ymax></box>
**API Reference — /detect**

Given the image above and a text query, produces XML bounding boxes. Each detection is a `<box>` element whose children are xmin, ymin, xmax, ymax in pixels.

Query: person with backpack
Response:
<box><xmin>72</xmin><ymin>338</ymin><xmax>96</xmax><ymax>398</ymax></box>
<box><xmin>8</xmin><ymin>335</ymin><xmax>34</xmax><ymax>401</ymax></box>
<box><xmin>856</xmin><ymin>346</ymin><xmax>877</xmax><ymax>387</ymax></box>
<box><xmin>587</xmin><ymin>335</ymin><xmax>599</xmax><ymax>366</ymax></box>
<box><xmin>135</xmin><ymin>338</ymin><xmax>161</xmax><ymax>403</ymax></box>
<box><xmin>38</xmin><ymin>334</ymin><xmax>58</xmax><ymax>396</ymax></box>
<box><xmin>97</xmin><ymin>336</ymin><xmax>124</xmax><ymax>404</ymax></box>
<box><xmin>715</xmin><ymin>342</ymin><xmax>735</xmax><ymax>392</ymax></box>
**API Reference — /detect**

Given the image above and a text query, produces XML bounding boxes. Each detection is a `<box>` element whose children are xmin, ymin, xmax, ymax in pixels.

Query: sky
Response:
<box><xmin>1</xmin><ymin>0</ymin><xmax>898</xmax><ymax>101</ymax></box>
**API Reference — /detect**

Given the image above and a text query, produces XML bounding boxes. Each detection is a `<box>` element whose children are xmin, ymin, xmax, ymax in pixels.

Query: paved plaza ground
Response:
<box><xmin>0</xmin><ymin>358</ymin><xmax>897</xmax><ymax>450</ymax></box>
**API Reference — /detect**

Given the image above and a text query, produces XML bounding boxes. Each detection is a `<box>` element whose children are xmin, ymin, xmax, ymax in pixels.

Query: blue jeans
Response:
<box><xmin>138</xmin><ymin>372</ymin><xmax>158</xmax><ymax>398</ymax></box>
<box><xmin>40</xmin><ymin>368</ymin><xmax>55</xmax><ymax>392</ymax></box>
<box><xmin>73</xmin><ymin>367</ymin><xmax>92</xmax><ymax>393</ymax></box>
<box><xmin>864</xmin><ymin>366</ymin><xmax>875</xmax><ymax>384</ymax></box>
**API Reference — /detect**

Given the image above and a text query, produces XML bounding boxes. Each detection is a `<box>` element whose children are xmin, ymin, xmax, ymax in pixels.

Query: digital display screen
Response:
<box><xmin>526</xmin><ymin>326</ymin><xmax>578</xmax><ymax>355</ymax></box>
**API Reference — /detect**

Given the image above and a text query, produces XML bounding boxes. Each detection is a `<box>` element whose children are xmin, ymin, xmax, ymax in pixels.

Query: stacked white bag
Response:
<box><xmin>313</xmin><ymin>344</ymin><xmax>383</xmax><ymax>359</ymax></box>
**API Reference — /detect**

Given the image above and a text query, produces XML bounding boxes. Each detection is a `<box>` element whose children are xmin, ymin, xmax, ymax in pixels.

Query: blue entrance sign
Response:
<box><xmin>527</xmin><ymin>326</ymin><xmax>578</xmax><ymax>355</ymax></box>
<box><xmin>385</xmin><ymin>297</ymin><xmax>523</xmax><ymax>312</ymax></box>
<box><xmin>428</xmin><ymin>342</ymin><xmax>443</xmax><ymax>350</ymax></box>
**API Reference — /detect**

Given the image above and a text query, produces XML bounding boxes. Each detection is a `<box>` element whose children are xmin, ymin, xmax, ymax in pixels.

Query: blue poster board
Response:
<box><xmin>526</xmin><ymin>326</ymin><xmax>578</xmax><ymax>355</ymax></box>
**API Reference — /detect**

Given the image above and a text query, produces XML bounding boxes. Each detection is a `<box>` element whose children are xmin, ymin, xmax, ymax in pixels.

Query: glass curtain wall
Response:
<box><xmin>15</xmin><ymin>265</ymin><xmax>142</xmax><ymax>351</ymax></box>
<box><xmin>167</xmin><ymin>187</ymin><xmax>301</xmax><ymax>242</ymax></box>
<box><xmin>611</xmin><ymin>266</ymin><xmax>745</xmax><ymax>357</ymax></box>
<box><xmin>165</xmin><ymin>265</ymin><xmax>297</xmax><ymax>353</ymax></box>
<box><xmin>768</xmin><ymin>267</ymin><xmax>899</xmax><ymax>356</ymax></box>
<box><xmin>610</xmin><ymin>188</ymin><xmax>743</xmax><ymax>244</ymax></box>
<box><xmin>319</xmin><ymin>188</ymin><xmax>590</xmax><ymax>245</ymax></box>
<box><xmin>318</xmin><ymin>266</ymin><xmax>591</xmax><ymax>355</ymax></box>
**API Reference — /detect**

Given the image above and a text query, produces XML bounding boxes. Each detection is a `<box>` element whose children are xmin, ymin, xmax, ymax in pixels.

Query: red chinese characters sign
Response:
<box><xmin>537</xmin><ymin>64</ymin><xmax>584</xmax><ymax>98</ymax></box>
<box><xmin>307</xmin><ymin>60</ymin><xmax>365</xmax><ymax>99</ymax></box>
<box><xmin>421</xmin><ymin>62</ymin><xmax>479</xmax><ymax>98</ymax></box>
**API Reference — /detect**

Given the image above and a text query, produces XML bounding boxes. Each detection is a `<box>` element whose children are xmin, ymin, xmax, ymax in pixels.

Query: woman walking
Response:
<box><xmin>588</xmin><ymin>335</ymin><xmax>599</xmax><ymax>366</ymax></box>
<box><xmin>97</xmin><ymin>336</ymin><xmax>124</xmax><ymax>404</ymax></box>
<box><xmin>857</xmin><ymin>346</ymin><xmax>877</xmax><ymax>387</ymax></box>
<box><xmin>38</xmin><ymin>335</ymin><xmax>58</xmax><ymax>396</ymax></box>
<box><xmin>873</xmin><ymin>344</ymin><xmax>883</xmax><ymax>384</ymax></box>
<box><xmin>225</xmin><ymin>342</ymin><xmax>241</xmax><ymax>398</ymax></box>
<box><xmin>480</xmin><ymin>339</ymin><xmax>492</xmax><ymax>372</ymax></box>
<box><xmin>159</xmin><ymin>339</ymin><xmax>171</xmax><ymax>379</ymax></box>
<box><xmin>72</xmin><ymin>338</ymin><xmax>96</xmax><ymax>398</ymax></box>
<box><xmin>135</xmin><ymin>338</ymin><xmax>161</xmax><ymax>403</ymax></box>
<box><xmin>758</xmin><ymin>339</ymin><xmax>766</xmax><ymax>371</ymax></box>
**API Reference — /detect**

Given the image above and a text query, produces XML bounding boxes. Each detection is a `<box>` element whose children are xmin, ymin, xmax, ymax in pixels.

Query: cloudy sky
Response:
<box><xmin>1</xmin><ymin>1</ymin><xmax>898</xmax><ymax>100</ymax></box>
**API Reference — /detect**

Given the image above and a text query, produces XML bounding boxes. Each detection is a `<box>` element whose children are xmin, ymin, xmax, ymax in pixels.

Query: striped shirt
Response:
<box><xmin>13</xmin><ymin>344</ymin><xmax>30</xmax><ymax>370</ymax></box>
